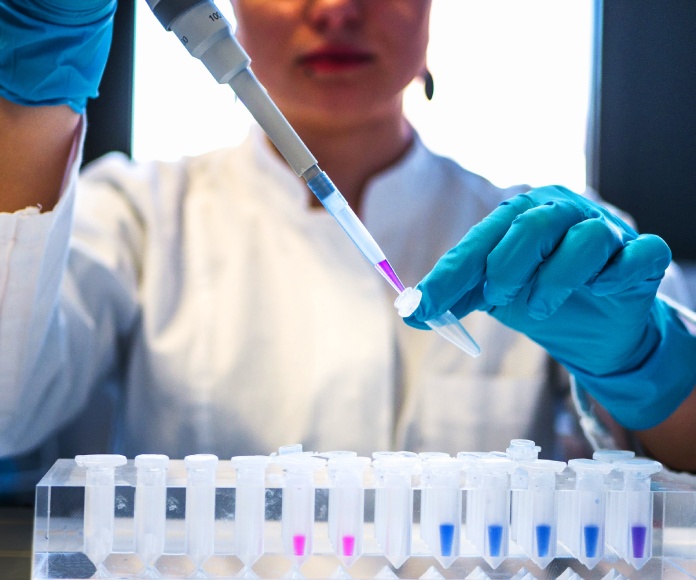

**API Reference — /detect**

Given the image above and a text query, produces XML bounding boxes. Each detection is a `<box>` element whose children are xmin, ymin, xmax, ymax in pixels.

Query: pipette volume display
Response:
<box><xmin>146</xmin><ymin>0</ymin><xmax>481</xmax><ymax>357</ymax></box>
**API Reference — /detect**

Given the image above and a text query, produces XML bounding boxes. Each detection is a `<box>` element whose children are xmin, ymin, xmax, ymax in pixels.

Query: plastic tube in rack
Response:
<box><xmin>74</xmin><ymin>454</ymin><xmax>127</xmax><ymax>572</ymax></box>
<box><xmin>477</xmin><ymin>457</ymin><xmax>515</xmax><ymax>569</ymax></box>
<box><xmin>277</xmin><ymin>455</ymin><xmax>325</xmax><ymax>567</ymax></box>
<box><xmin>592</xmin><ymin>449</ymin><xmax>635</xmax><ymax>560</ymax></box>
<box><xmin>559</xmin><ymin>459</ymin><xmax>613</xmax><ymax>570</ymax></box>
<box><xmin>417</xmin><ymin>452</ymin><xmax>450</xmax><ymax>556</ymax></box>
<box><xmin>610</xmin><ymin>458</ymin><xmax>662</xmax><ymax>570</ymax></box>
<box><xmin>134</xmin><ymin>454</ymin><xmax>169</xmax><ymax>571</ymax></box>
<box><xmin>327</xmin><ymin>456</ymin><xmax>371</xmax><ymax>568</ymax></box>
<box><xmin>420</xmin><ymin>457</ymin><xmax>464</xmax><ymax>568</ymax></box>
<box><xmin>184</xmin><ymin>454</ymin><xmax>219</xmax><ymax>570</ymax></box>
<box><xmin>506</xmin><ymin>440</ymin><xmax>541</xmax><ymax>543</ymax></box>
<box><xmin>231</xmin><ymin>456</ymin><xmax>271</xmax><ymax>569</ymax></box>
<box><xmin>515</xmin><ymin>459</ymin><xmax>566</xmax><ymax>569</ymax></box>
<box><xmin>372</xmin><ymin>454</ymin><xmax>420</xmax><ymax>568</ymax></box>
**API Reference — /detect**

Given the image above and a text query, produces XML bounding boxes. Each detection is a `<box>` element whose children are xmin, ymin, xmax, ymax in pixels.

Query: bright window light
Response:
<box><xmin>133</xmin><ymin>0</ymin><xmax>593</xmax><ymax>192</ymax></box>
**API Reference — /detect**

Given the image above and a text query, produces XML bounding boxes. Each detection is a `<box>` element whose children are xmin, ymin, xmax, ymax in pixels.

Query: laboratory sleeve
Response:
<box><xmin>0</xmin><ymin>122</ymin><xmax>140</xmax><ymax>458</ymax></box>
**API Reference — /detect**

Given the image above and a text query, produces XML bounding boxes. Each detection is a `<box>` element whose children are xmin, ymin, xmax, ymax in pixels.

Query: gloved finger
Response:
<box><xmin>484</xmin><ymin>199</ymin><xmax>590</xmax><ymax>306</ymax></box>
<box><xmin>590</xmin><ymin>234</ymin><xmax>672</xmax><ymax>296</ymax></box>
<box><xmin>411</xmin><ymin>197</ymin><xmax>537</xmax><ymax>322</ymax></box>
<box><xmin>526</xmin><ymin>217</ymin><xmax>624</xmax><ymax>319</ymax></box>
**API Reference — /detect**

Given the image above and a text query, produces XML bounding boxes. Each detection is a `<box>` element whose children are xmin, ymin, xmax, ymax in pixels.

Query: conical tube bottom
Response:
<box><xmin>425</xmin><ymin>310</ymin><xmax>480</xmax><ymax>357</ymax></box>
<box><xmin>394</xmin><ymin>288</ymin><xmax>480</xmax><ymax>357</ymax></box>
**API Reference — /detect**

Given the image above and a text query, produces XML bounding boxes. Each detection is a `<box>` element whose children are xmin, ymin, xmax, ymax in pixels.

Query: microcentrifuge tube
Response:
<box><xmin>560</xmin><ymin>459</ymin><xmax>613</xmax><ymax>570</ymax></box>
<box><xmin>506</xmin><ymin>440</ymin><xmax>541</xmax><ymax>543</ymax></box>
<box><xmin>418</xmin><ymin>452</ymin><xmax>451</xmax><ymax>554</ymax></box>
<box><xmin>593</xmin><ymin>449</ymin><xmax>635</xmax><ymax>554</ymax></box>
<box><xmin>231</xmin><ymin>456</ymin><xmax>271</xmax><ymax>569</ymax></box>
<box><xmin>327</xmin><ymin>456</ymin><xmax>370</xmax><ymax>568</ymax></box>
<box><xmin>372</xmin><ymin>454</ymin><xmax>420</xmax><ymax>568</ymax></box>
<box><xmin>420</xmin><ymin>457</ymin><xmax>464</xmax><ymax>568</ymax></box>
<box><xmin>515</xmin><ymin>459</ymin><xmax>566</xmax><ymax>569</ymax></box>
<box><xmin>611</xmin><ymin>458</ymin><xmax>661</xmax><ymax>570</ymax></box>
<box><xmin>74</xmin><ymin>454</ymin><xmax>127</xmax><ymax>574</ymax></box>
<box><xmin>277</xmin><ymin>455</ymin><xmax>325</xmax><ymax>568</ymax></box>
<box><xmin>457</xmin><ymin>452</ymin><xmax>494</xmax><ymax>559</ymax></box>
<box><xmin>395</xmin><ymin>288</ymin><xmax>480</xmax><ymax>357</ymax></box>
<box><xmin>477</xmin><ymin>457</ymin><xmax>515</xmax><ymax>569</ymax></box>
<box><xmin>184</xmin><ymin>454</ymin><xmax>219</xmax><ymax>570</ymax></box>
<box><xmin>134</xmin><ymin>454</ymin><xmax>169</xmax><ymax>571</ymax></box>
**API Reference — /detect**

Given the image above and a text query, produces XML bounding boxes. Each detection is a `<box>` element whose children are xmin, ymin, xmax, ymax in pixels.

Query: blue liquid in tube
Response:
<box><xmin>631</xmin><ymin>525</ymin><xmax>647</xmax><ymax>559</ymax></box>
<box><xmin>487</xmin><ymin>524</ymin><xmax>504</xmax><ymax>557</ymax></box>
<box><xmin>439</xmin><ymin>523</ymin><xmax>455</xmax><ymax>557</ymax></box>
<box><xmin>583</xmin><ymin>525</ymin><xmax>600</xmax><ymax>558</ymax></box>
<box><xmin>535</xmin><ymin>524</ymin><xmax>552</xmax><ymax>558</ymax></box>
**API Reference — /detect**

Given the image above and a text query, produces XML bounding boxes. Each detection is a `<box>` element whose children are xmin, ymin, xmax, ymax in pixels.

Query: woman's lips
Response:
<box><xmin>298</xmin><ymin>49</ymin><xmax>374</xmax><ymax>73</ymax></box>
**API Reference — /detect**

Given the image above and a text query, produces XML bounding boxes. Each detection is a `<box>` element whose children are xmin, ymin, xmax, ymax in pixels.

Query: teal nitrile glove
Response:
<box><xmin>405</xmin><ymin>185</ymin><xmax>696</xmax><ymax>430</ymax></box>
<box><xmin>0</xmin><ymin>0</ymin><xmax>117</xmax><ymax>113</ymax></box>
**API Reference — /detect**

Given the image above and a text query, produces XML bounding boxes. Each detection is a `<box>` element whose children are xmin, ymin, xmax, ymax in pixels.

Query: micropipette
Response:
<box><xmin>145</xmin><ymin>0</ymin><xmax>480</xmax><ymax>357</ymax></box>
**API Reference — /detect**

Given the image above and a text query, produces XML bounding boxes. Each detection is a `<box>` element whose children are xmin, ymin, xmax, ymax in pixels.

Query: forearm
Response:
<box><xmin>636</xmin><ymin>385</ymin><xmax>696</xmax><ymax>472</ymax></box>
<box><xmin>0</xmin><ymin>97</ymin><xmax>80</xmax><ymax>212</ymax></box>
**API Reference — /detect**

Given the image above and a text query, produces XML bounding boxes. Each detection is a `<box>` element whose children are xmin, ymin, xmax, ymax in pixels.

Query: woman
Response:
<box><xmin>0</xmin><ymin>0</ymin><xmax>687</xmax><ymax>498</ymax></box>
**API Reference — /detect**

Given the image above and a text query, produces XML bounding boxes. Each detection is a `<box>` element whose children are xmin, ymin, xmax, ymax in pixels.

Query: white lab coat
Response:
<box><xmin>0</xmin><ymin>125</ymin><xmax>583</xmax><ymax>479</ymax></box>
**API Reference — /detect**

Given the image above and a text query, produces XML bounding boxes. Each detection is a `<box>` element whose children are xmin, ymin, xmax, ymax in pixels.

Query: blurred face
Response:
<box><xmin>231</xmin><ymin>0</ymin><xmax>431</xmax><ymax>130</ymax></box>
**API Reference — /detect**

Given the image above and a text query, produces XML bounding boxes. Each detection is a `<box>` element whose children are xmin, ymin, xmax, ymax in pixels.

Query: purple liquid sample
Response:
<box><xmin>376</xmin><ymin>259</ymin><xmax>405</xmax><ymax>293</ymax></box>
<box><xmin>293</xmin><ymin>534</ymin><xmax>306</xmax><ymax>556</ymax></box>
<box><xmin>583</xmin><ymin>525</ymin><xmax>600</xmax><ymax>559</ymax></box>
<box><xmin>342</xmin><ymin>535</ymin><xmax>355</xmax><ymax>557</ymax></box>
<box><xmin>631</xmin><ymin>525</ymin><xmax>648</xmax><ymax>559</ymax></box>
<box><xmin>439</xmin><ymin>523</ymin><xmax>455</xmax><ymax>557</ymax></box>
<box><xmin>487</xmin><ymin>524</ymin><xmax>504</xmax><ymax>557</ymax></box>
<box><xmin>536</xmin><ymin>524</ymin><xmax>552</xmax><ymax>558</ymax></box>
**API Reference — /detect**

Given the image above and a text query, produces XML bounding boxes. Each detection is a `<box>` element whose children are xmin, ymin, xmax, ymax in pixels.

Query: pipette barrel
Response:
<box><xmin>232</xmin><ymin>456</ymin><xmax>271</xmax><ymax>567</ymax></box>
<box><xmin>184</xmin><ymin>454</ymin><xmax>219</xmax><ymax>569</ymax></box>
<box><xmin>134</xmin><ymin>454</ymin><xmax>169</xmax><ymax>568</ymax></box>
<box><xmin>74</xmin><ymin>454</ymin><xmax>127</xmax><ymax>570</ymax></box>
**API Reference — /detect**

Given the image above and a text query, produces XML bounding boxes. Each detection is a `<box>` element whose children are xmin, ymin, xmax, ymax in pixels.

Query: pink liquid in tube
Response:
<box><xmin>293</xmin><ymin>534</ymin><xmax>306</xmax><ymax>556</ymax></box>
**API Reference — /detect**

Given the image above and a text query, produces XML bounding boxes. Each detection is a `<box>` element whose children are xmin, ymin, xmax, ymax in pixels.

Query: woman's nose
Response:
<box><xmin>306</xmin><ymin>0</ymin><xmax>362</xmax><ymax>31</ymax></box>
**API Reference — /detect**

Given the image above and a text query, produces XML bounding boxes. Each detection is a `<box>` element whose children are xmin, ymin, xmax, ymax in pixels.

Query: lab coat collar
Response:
<box><xmin>248</xmin><ymin>123</ymin><xmax>432</xmax><ymax>210</ymax></box>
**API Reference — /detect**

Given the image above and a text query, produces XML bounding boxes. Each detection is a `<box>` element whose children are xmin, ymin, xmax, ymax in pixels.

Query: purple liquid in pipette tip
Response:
<box><xmin>376</xmin><ymin>259</ymin><xmax>405</xmax><ymax>293</ymax></box>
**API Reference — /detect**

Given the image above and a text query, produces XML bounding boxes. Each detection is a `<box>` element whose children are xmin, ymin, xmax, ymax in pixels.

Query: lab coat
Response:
<box><xmin>0</xmin><ymin>125</ymin><xmax>572</xmax><ymax>486</ymax></box>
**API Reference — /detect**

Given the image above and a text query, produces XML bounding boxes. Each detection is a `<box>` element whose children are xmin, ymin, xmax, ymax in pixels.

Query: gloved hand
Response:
<box><xmin>405</xmin><ymin>185</ymin><xmax>696</xmax><ymax>430</ymax></box>
<box><xmin>0</xmin><ymin>0</ymin><xmax>117</xmax><ymax>113</ymax></box>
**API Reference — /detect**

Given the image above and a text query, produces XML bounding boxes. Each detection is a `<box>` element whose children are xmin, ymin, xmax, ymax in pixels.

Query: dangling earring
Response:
<box><xmin>422</xmin><ymin>68</ymin><xmax>434</xmax><ymax>101</ymax></box>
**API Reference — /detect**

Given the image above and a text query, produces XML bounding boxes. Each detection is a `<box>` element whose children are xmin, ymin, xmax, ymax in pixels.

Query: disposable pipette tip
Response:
<box><xmin>394</xmin><ymin>288</ymin><xmax>481</xmax><ymax>357</ymax></box>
